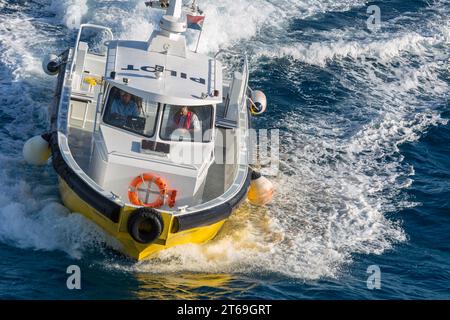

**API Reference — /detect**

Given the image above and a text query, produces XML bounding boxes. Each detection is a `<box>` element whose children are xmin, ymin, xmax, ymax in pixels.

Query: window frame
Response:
<box><xmin>102</xmin><ymin>86</ymin><xmax>160</xmax><ymax>138</ymax></box>
<box><xmin>159</xmin><ymin>104</ymin><xmax>214</xmax><ymax>143</ymax></box>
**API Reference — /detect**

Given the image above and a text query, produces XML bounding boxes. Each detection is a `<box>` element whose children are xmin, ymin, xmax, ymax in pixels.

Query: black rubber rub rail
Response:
<box><xmin>173</xmin><ymin>168</ymin><xmax>251</xmax><ymax>232</ymax></box>
<box><xmin>48</xmin><ymin>132</ymin><xmax>122</xmax><ymax>223</ymax></box>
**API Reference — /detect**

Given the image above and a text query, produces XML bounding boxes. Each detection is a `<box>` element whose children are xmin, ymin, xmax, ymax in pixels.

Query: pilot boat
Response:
<box><xmin>23</xmin><ymin>0</ymin><xmax>273</xmax><ymax>260</ymax></box>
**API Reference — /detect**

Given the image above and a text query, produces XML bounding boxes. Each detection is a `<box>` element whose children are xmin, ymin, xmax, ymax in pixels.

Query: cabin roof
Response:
<box><xmin>104</xmin><ymin>40</ymin><xmax>222</xmax><ymax>106</ymax></box>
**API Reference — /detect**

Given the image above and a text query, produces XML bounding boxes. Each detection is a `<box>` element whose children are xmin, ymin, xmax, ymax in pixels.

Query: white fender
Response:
<box><xmin>250</xmin><ymin>90</ymin><xmax>267</xmax><ymax>115</ymax></box>
<box><xmin>42</xmin><ymin>54</ymin><xmax>60</xmax><ymax>76</ymax></box>
<box><xmin>23</xmin><ymin>135</ymin><xmax>51</xmax><ymax>165</ymax></box>
<box><xmin>248</xmin><ymin>171</ymin><xmax>273</xmax><ymax>206</ymax></box>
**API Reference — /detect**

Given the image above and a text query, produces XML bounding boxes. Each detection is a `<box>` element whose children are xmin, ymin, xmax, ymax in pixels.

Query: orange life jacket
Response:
<box><xmin>174</xmin><ymin>111</ymin><xmax>193</xmax><ymax>129</ymax></box>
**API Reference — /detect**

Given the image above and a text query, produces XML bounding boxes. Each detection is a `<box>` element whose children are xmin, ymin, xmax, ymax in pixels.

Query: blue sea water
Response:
<box><xmin>0</xmin><ymin>0</ymin><xmax>449</xmax><ymax>299</ymax></box>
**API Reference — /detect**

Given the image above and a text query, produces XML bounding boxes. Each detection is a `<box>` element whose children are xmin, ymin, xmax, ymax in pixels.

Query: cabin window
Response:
<box><xmin>103</xmin><ymin>87</ymin><xmax>158</xmax><ymax>137</ymax></box>
<box><xmin>159</xmin><ymin>105</ymin><xmax>213</xmax><ymax>142</ymax></box>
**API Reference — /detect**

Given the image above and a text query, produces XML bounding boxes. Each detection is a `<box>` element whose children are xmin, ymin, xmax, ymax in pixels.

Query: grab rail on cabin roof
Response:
<box><xmin>213</xmin><ymin>49</ymin><xmax>248</xmax><ymax>99</ymax></box>
<box><xmin>70</xmin><ymin>24</ymin><xmax>114</xmax><ymax>77</ymax></box>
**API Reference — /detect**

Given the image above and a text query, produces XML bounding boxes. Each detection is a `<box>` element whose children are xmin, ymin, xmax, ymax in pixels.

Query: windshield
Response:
<box><xmin>103</xmin><ymin>87</ymin><xmax>158</xmax><ymax>137</ymax></box>
<box><xmin>160</xmin><ymin>104</ymin><xmax>213</xmax><ymax>142</ymax></box>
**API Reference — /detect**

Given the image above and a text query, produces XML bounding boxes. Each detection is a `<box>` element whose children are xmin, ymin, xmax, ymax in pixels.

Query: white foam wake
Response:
<box><xmin>49</xmin><ymin>0</ymin><xmax>367</xmax><ymax>53</ymax></box>
<box><xmin>261</xmin><ymin>33</ymin><xmax>433</xmax><ymax>67</ymax></box>
<box><xmin>0</xmin><ymin>5</ymin><xmax>111</xmax><ymax>258</ymax></box>
<box><xmin>50</xmin><ymin>0</ymin><xmax>88</xmax><ymax>29</ymax></box>
<box><xmin>0</xmin><ymin>0</ymin><xmax>448</xmax><ymax>281</ymax></box>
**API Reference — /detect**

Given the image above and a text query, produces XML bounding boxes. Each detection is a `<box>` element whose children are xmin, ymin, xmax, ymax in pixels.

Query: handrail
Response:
<box><xmin>213</xmin><ymin>49</ymin><xmax>247</xmax><ymax>97</ymax></box>
<box><xmin>70</xmin><ymin>24</ymin><xmax>114</xmax><ymax>76</ymax></box>
<box><xmin>241</xmin><ymin>56</ymin><xmax>250</xmax><ymax>107</ymax></box>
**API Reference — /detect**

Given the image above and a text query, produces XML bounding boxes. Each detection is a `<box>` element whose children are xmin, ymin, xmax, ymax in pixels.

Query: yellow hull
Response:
<box><xmin>58</xmin><ymin>177</ymin><xmax>225</xmax><ymax>260</ymax></box>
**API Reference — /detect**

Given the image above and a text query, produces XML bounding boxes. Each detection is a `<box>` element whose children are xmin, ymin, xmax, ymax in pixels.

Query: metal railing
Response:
<box><xmin>213</xmin><ymin>49</ymin><xmax>248</xmax><ymax>99</ymax></box>
<box><xmin>70</xmin><ymin>24</ymin><xmax>114</xmax><ymax>76</ymax></box>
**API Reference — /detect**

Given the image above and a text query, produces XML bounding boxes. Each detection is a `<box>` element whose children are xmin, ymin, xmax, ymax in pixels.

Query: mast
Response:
<box><xmin>146</xmin><ymin>0</ymin><xmax>188</xmax><ymax>57</ymax></box>
<box><xmin>166</xmin><ymin>0</ymin><xmax>182</xmax><ymax>17</ymax></box>
<box><xmin>145</xmin><ymin>0</ymin><xmax>206</xmax><ymax>56</ymax></box>
<box><xmin>159</xmin><ymin>0</ymin><xmax>186</xmax><ymax>35</ymax></box>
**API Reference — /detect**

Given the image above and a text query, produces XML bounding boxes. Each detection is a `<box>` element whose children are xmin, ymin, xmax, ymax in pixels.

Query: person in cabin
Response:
<box><xmin>173</xmin><ymin>106</ymin><xmax>200</xmax><ymax>132</ymax></box>
<box><xmin>110</xmin><ymin>90</ymin><xmax>140</xmax><ymax>117</ymax></box>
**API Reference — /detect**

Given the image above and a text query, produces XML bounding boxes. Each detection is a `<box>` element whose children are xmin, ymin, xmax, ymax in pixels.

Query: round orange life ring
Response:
<box><xmin>128</xmin><ymin>173</ymin><xmax>177</xmax><ymax>208</ymax></box>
